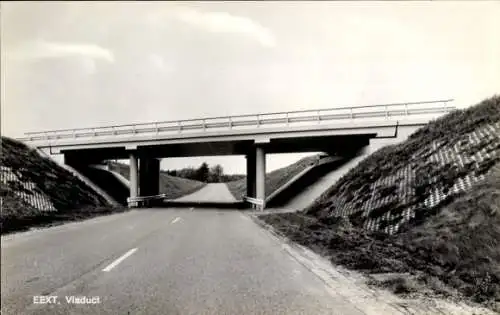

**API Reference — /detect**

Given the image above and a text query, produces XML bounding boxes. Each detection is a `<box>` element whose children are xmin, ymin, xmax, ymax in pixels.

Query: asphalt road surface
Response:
<box><xmin>175</xmin><ymin>183</ymin><xmax>236</xmax><ymax>203</ymax></box>
<box><xmin>1</xmin><ymin>208</ymin><xmax>364</xmax><ymax>315</ymax></box>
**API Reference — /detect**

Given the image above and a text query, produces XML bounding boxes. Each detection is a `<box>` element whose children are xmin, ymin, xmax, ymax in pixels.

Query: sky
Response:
<box><xmin>1</xmin><ymin>1</ymin><xmax>499</xmax><ymax>173</ymax></box>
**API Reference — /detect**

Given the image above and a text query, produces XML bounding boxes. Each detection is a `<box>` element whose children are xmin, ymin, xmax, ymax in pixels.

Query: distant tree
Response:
<box><xmin>164</xmin><ymin>164</ymin><xmax>245</xmax><ymax>183</ymax></box>
<box><xmin>210</xmin><ymin>164</ymin><xmax>224</xmax><ymax>183</ymax></box>
<box><xmin>196</xmin><ymin>162</ymin><xmax>210</xmax><ymax>182</ymax></box>
<box><xmin>178</xmin><ymin>167</ymin><xmax>197</xmax><ymax>180</ymax></box>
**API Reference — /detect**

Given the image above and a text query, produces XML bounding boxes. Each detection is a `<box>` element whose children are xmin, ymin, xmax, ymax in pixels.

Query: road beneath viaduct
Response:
<box><xmin>2</xmin><ymin>208</ymin><xmax>368</xmax><ymax>315</ymax></box>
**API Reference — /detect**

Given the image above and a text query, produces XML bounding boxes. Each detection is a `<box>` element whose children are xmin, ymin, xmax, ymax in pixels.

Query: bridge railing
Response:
<box><xmin>18</xmin><ymin>99</ymin><xmax>455</xmax><ymax>142</ymax></box>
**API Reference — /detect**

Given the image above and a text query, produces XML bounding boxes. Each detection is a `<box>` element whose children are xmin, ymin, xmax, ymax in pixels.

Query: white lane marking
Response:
<box><xmin>171</xmin><ymin>217</ymin><xmax>181</xmax><ymax>224</ymax></box>
<box><xmin>102</xmin><ymin>248</ymin><xmax>138</xmax><ymax>272</ymax></box>
<box><xmin>240</xmin><ymin>214</ymin><xmax>251</xmax><ymax>221</ymax></box>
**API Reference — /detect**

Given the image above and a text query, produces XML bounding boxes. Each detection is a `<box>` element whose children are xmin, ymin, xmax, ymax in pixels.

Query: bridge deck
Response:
<box><xmin>18</xmin><ymin>100</ymin><xmax>454</xmax><ymax>146</ymax></box>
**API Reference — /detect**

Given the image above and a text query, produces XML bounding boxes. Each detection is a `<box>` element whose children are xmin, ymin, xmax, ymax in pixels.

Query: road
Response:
<box><xmin>1</xmin><ymin>208</ymin><xmax>364</xmax><ymax>315</ymax></box>
<box><xmin>175</xmin><ymin>183</ymin><xmax>236</xmax><ymax>203</ymax></box>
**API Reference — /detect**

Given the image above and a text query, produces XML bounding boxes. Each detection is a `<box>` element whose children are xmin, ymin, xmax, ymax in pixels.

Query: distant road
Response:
<box><xmin>174</xmin><ymin>183</ymin><xmax>236</xmax><ymax>203</ymax></box>
<box><xmin>1</xmin><ymin>208</ymin><xmax>364</xmax><ymax>315</ymax></box>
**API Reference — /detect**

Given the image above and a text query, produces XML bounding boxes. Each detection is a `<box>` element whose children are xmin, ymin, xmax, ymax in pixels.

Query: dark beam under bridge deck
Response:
<box><xmin>61</xmin><ymin>134</ymin><xmax>373</xmax><ymax>162</ymax></box>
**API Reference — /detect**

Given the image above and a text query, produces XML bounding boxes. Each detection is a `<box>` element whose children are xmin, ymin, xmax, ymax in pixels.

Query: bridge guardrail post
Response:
<box><xmin>244</xmin><ymin>196</ymin><xmax>265</xmax><ymax>211</ymax></box>
<box><xmin>127</xmin><ymin>197</ymin><xmax>138</xmax><ymax>208</ymax></box>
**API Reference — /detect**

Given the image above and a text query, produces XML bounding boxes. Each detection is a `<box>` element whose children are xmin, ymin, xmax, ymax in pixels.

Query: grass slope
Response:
<box><xmin>260</xmin><ymin>96</ymin><xmax>500</xmax><ymax>310</ymax></box>
<box><xmin>226</xmin><ymin>155</ymin><xmax>319</xmax><ymax>200</ymax></box>
<box><xmin>1</xmin><ymin>137</ymin><xmax>121</xmax><ymax>234</ymax></box>
<box><xmin>108</xmin><ymin>162</ymin><xmax>206</xmax><ymax>200</ymax></box>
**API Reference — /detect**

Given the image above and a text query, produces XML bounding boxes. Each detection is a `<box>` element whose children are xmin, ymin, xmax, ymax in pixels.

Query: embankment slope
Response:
<box><xmin>1</xmin><ymin>137</ymin><xmax>121</xmax><ymax>234</ymax></box>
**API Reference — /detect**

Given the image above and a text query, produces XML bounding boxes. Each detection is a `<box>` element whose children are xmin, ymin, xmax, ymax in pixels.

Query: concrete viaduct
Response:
<box><xmin>17</xmin><ymin>100</ymin><xmax>455</xmax><ymax>209</ymax></box>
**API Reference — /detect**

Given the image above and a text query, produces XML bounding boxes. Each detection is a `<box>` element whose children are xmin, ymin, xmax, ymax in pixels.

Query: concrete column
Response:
<box><xmin>246</xmin><ymin>151</ymin><xmax>256</xmax><ymax>198</ymax></box>
<box><xmin>255</xmin><ymin>146</ymin><xmax>266</xmax><ymax>208</ymax></box>
<box><xmin>139</xmin><ymin>158</ymin><xmax>160</xmax><ymax>196</ymax></box>
<box><xmin>129</xmin><ymin>152</ymin><xmax>139</xmax><ymax>199</ymax></box>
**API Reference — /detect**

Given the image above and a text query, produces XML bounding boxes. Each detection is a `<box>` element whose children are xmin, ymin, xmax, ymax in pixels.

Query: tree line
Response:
<box><xmin>164</xmin><ymin>162</ymin><xmax>245</xmax><ymax>183</ymax></box>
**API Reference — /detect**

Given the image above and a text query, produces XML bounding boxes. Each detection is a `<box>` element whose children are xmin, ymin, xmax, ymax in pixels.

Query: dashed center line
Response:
<box><xmin>102</xmin><ymin>248</ymin><xmax>137</xmax><ymax>272</ymax></box>
<box><xmin>171</xmin><ymin>217</ymin><xmax>181</xmax><ymax>224</ymax></box>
